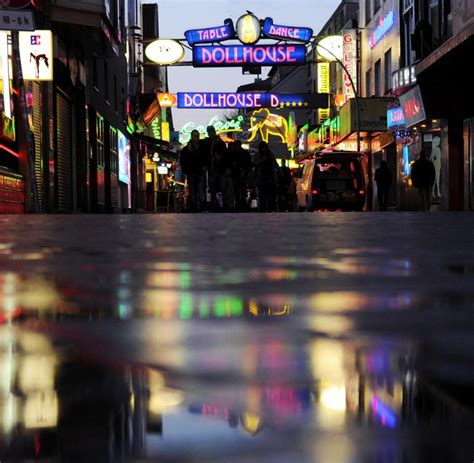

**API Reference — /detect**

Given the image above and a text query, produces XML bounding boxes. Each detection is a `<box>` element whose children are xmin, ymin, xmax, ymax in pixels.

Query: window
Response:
<box><xmin>110</xmin><ymin>128</ymin><xmax>118</xmax><ymax>174</ymax></box>
<box><xmin>96</xmin><ymin>114</ymin><xmax>105</xmax><ymax>167</ymax></box>
<box><xmin>365</xmin><ymin>0</ymin><xmax>371</xmax><ymax>24</ymax></box>
<box><xmin>374</xmin><ymin>59</ymin><xmax>381</xmax><ymax>96</ymax></box>
<box><xmin>365</xmin><ymin>69</ymin><xmax>371</xmax><ymax>97</ymax></box>
<box><xmin>384</xmin><ymin>49</ymin><xmax>392</xmax><ymax>93</ymax></box>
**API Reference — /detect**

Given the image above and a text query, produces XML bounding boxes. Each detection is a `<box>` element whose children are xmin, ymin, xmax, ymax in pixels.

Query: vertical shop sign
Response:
<box><xmin>342</xmin><ymin>30</ymin><xmax>357</xmax><ymax>103</ymax></box>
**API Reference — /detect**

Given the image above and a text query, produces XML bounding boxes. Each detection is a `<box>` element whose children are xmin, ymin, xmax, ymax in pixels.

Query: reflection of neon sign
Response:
<box><xmin>371</xmin><ymin>395</ymin><xmax>397</xmax><ymax>428</ymax></box>
<box><xmin>192</xmin><ymin>44</ymin><xmax>306</xmax><ymax>67</ymax></box>
<box><xmin>177</xmin><ymin>92</ymin><xmax>323</xmax><ymax>109</ymax></box>
<box><xmin>185</xmin><ymin>19</ymin><xmax>235</xmax><ymax>46</ymax></box>
<box><xmin>262</xmin><ymin>17</ymin><xmax>312</xmax><ymax>43</ymax></box>
<box><xmin>179</xmin><ymin>115</ymin><xmax>244</xmax><ymax>144</ymax></box>
<box><xmin>369</xmin><ymin>11</ymin><xmax>395</xmax><ymax>49</ymax></box>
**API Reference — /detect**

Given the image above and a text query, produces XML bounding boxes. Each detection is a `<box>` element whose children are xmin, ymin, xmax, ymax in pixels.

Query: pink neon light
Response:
<box><xmin>0</xmin><ymin>144</ymin><xmax>20</xmax><ymax>158</ymax></box>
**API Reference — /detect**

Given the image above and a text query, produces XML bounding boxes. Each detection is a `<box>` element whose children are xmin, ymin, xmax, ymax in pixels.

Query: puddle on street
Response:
<box><xmin>1</xmin><ymin>270</ymin><xmax>474</xmax><ymax>462</ymax></box>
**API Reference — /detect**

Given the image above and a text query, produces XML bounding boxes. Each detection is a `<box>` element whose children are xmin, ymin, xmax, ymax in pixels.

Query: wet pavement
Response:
<box><xmin>1</xmin><ymin>213</ymin><xmax>474</xmax><ymax>462</ymax></box>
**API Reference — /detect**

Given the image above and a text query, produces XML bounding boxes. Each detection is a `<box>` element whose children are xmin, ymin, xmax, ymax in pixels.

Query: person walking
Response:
<box><xmin>255</xmin><ymin>141</ymin><xmax>278</xmax><ymax>212</ymax></box>
<box><xmin>180</xmin><ymin>129</ymin><xmax>206</xmax><ymax>212</ymax></box>
<box><xmin>374</xmin><ymin>160</ymin><xmax>392</xmax><ymax>211</ymax></box>
<box><xmin>231</xmin><ymin>140</ymin><xmax>252</xmax><ymax>211</ymax></box>
<box><xmin>202</xmin><ymin>126</ymin><xmax>230</xmax><ymax>212</ymax></box>
<box><xmin>411</xmin><ymin>150</ymin><xmax>436</xmax><ymax>211</ymax></box>
<box><xmin>277</xmin><ymin>159</ymin><xmax>292</xmax><ymax>212</ymax></box>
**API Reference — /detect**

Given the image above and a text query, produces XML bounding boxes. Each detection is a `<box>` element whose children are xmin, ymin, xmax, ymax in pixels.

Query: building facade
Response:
<box><xmin>0</xmin><ymin>0</ymin><xmax>169</xmax><ymax>214</ymax></box>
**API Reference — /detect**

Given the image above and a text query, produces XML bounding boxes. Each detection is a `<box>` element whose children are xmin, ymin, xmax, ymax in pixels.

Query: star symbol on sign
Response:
<box><xmin>304</xmin><ymin>103</ymin><xmax>308</xmax><ymax>106</ymax></box>
<box><xmin>286</xmin><ymin>102</ymin><xmax>291</xmax><ymax>107</ymax></box>
<box><xmin>298</xmin><ymin>102</ymin><xmax>303</xmax><ymax>107</ymax></box>
<box><xmin>292</xmin><ymin>102</ymin><xmax>297</xmax><ymax>107</ymax></box>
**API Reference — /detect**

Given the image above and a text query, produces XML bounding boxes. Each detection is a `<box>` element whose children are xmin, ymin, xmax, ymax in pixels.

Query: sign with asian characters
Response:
<box><xmin>262</xmin><ymin>17</ymin><xmax>312</xmax><ymax>43</ymax></box>
<box><xmin>185</xmin><ymin>19</ymin><xmax>235</xmax><ymax>46</ymax></box>
<box><xmin>177</xmin><ymin>92</ymin><xmax>329</xmax><ymax>109</ymax></box>
<box><xmin>0</xmin><ymin>9</ymin><xmax>34</xmax><ymax>31</ymax></box>
<box><xmin>192</xmin><ymin>44</ymin><xmax>306</xmax><ymax>67</ymax></box>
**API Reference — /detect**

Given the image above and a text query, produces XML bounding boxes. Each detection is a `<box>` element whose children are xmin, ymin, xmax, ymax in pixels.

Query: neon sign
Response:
<box><xmin>387</xmin><ymin>107</ymin><xmax>405</xmax><ymax>128</ymax></box>
<box><xmin>262</xmin><ymin>17</ymin><xmax>313</xmax><ymax>43</ymax></box>
<box><xmin>236</xmin><ymin>13</ymin><xmax>261</xmax><ymax>45</ymax></box>
<box><xmin>342</xmin><ymin>31</ymin><xmax>357</xmax><ymax>102</ymax></box>
<box><xmin>179</xmin><ymin>115</ymin><xmax>244</xmax><ymax>144</ymax></box>
<box><xmin>248</xmin><ymin>109</ymin><xmax>288</xmax><ymax>143</ymax></box>
<box><xmin>177</xmin><ymin>92</ymin><xmax>328</xmax><ymax>109</ymax></box>
<box><xmin>185</xmin><ymin>19</ymin><xmax>235</xmax><ymax>46</ymax></box>
<box><xmin>369</xmin><ymin>11</ymin><xmax>395</xmax><ymax>49</ymax></box>
<box><xmin>192</xmin><ymin>44</ymin><xmax>306</xmax><ymax>67</ymax></box>
<box><xmin>399</xmin><ymin>85</ymin><xmax>426</xmax><ymax>128</ymax></box>
<box><xmin>145</xmin><ymin>39</ymin><xmax>185</xmax><ymax>65</ymax></box>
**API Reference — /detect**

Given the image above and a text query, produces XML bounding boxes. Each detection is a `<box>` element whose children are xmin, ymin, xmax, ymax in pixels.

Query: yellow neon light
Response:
<box><xmin>247</xmin><ymin>108</ymin><xmax>288</xmax><ymax>143</ymax></box>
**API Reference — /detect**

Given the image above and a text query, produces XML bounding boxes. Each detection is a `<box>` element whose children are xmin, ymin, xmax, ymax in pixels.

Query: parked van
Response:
<box><xmin>296</xmin><ymin>151</ymin><xmax>368</xmax><ymax>211</ymax></box>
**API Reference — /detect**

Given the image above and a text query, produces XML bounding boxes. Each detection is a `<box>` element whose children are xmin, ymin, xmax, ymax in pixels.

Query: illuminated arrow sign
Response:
<box><xmin>193</xmin><ymin>44</ymin><xmax>306</xmax><ymax>67</ymax></box>
<box><xmin>185</xmin><ymin>19</ymin><xmax>235</xmax><ymax>46</ymax></box>
<box><xmin>262</xmin><ymin>17</ymin><xmax>313</xmax><ymax>43</ymax></box>
<box><xmin>177</xmin><ymin>92</ymin><xmax>329</xmax><ymax>109</ymax></box>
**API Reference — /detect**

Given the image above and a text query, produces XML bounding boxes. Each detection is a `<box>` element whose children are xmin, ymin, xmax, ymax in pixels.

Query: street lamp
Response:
<box><xmin>310</xmin><ymin>36</ymin><xmax>361</xmax><ymax>153</ymax></box>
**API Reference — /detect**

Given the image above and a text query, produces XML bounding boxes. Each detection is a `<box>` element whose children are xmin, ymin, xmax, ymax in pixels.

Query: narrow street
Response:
<box><xmin>1</xmin><ymin>213</ymin><xmax>474</xmax><ymax>462</ymax></box>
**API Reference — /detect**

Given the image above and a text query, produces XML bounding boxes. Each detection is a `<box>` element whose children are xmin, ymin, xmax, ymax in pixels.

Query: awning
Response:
<box><xmin>134</xmin><ymin>133</ymin><xmax>179</xmax><ymax>159</ymax></box>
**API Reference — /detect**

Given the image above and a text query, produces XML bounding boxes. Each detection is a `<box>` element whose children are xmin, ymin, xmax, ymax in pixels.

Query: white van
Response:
<box><xmin>296</xmin><ymin>151</ymin><xmax>369</xmax><ymax>211</ymax></box>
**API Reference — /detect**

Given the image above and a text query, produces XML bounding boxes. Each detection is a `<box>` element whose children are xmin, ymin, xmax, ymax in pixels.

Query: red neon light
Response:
<box><xmin>358</xmin><ymin>189</ymin><xmax>366</xmax><ymax>196</ymax></box>
<box><xmin>0</xmin><ymin>308</ymin><xmax>23</xmax><ymax>324</ymax></box>
<box><xmin>311</xmin><ymin>189</ymin><xmax>319</xmax><ymax>195</ymax></box>
<box><xmin>0</xmin><ymin>144</ymin><xmax>20</xmax><ymax>158</ymax></box>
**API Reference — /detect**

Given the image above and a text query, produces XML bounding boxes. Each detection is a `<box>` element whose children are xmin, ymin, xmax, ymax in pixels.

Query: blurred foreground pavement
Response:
<box><xmin>1</xmin><ymin>213</ymin><xmax>474</xmax><ymax>462</ymax></box>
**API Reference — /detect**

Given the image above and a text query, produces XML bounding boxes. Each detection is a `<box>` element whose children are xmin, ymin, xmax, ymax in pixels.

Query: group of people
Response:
<box><xmin>179</xmin><ymin>126</ymin><xmax>293</xmax><ymax>212</ymax></box>
<box><xmin>375</xmin><ymin>150</ymin><xmax>436</xmax><ymax>212</ymax></box>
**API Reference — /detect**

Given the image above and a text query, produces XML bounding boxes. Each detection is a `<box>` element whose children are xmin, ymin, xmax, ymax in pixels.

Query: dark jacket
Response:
<box><xmin>374</xmin><ymin>165</ymin><xmax>392</xmax><ymax>190</ymax></box>
<box><xmin>411</xmin><ymin>158</ymin><xmax>435</xmax><ymax>188</ymax></box>
<box><xmin>180</xmin><ymin>141</ymin><xmax>204</xmax><ymax>176</ymax></box>
<box><xmin>255</xmin><ymin>151</ymin><xmax>278</xmax><ymax>186</ymax></box>
<box><xmin>202</xmin><ymin>137</ymin><xmax>228</xmax><ymax>174</ymax></box>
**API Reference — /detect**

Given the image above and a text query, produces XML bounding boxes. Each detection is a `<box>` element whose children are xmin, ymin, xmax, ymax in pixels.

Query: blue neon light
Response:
<box><xmin>387</xmin><ymin>107</ymin><xmax>406</xmax><ymax>128</ymax></box>
<box><xmin>192</xmin><ymin>44</ymin><xmax>307</xmax><ymax>67</ymax></box>
<box><xmin>177</xmin><ymin>92</ymin><xmax>324</xmax><ymax>109</ymax></box>
<box><xmin>262</xmin><ymin>17</ymin><xmax>313</xmax><ymax>43</ymax></box>
<box><xmin>371</xmin><ymin>395</ymin><xmax>397</xmax><ymax>429</ymax></box>
<box><xmin>403</xmin><ymin>145</ymin><xmax>411</xmax><ymax>177</ymax></box>
<box><xmin>185</xmin><ymin>19</ymin><xmax>235</xmax><ymax>46</ymax></box>
<box><xmin>369</xmin><ymin>11</ymin><xmax>395</xmax><ymax>48</ymax></box>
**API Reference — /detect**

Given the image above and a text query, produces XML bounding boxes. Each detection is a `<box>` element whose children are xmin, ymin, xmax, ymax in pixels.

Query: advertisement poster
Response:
<box><xmin>19</xmin><ymin>30</ymin><xmax>53</xmax><ymax>81</ymax></box>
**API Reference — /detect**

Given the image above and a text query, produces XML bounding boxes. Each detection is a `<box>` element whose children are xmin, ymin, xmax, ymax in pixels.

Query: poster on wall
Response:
<box><xmin>19</xmin><ymin>30</ymin><xmax>53</xmax><ymax>81</ymax></box>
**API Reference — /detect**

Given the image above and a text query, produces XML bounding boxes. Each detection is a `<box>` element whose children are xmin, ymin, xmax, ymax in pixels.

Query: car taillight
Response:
<box><xmin>358</xmin><ymin>189</ymin><xmax>365</xmax><ymax>196</ymax></box>
<box><xmin>311</xmin><ymin>189</ymin><xmax>319</xmax><ymax>195</ymax></box>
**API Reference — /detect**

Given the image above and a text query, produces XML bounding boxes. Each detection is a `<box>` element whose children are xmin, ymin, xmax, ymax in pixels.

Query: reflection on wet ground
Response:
<box><xmin>1</xmin><ymin>214</ymin><xmax>474</xmax><ymax>462</ymax></box>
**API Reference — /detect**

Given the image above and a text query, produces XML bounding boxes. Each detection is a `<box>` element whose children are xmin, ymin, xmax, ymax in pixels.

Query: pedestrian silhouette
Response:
<box><xmin>374</xmin><ymin>160</ymin><xmax>392</xmax><ymax>211</ymax></box>
<box><xmin>411</xmin><ymin>150</ymin><xmax>436</xmax><ymax>211</ymax></box>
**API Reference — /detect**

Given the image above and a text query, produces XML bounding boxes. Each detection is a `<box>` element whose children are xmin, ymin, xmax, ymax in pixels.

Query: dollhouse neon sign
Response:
<box><xmin>192</xmin><ymin>44</ymin><xmax>306</xmax><ymax>67</ymax></box>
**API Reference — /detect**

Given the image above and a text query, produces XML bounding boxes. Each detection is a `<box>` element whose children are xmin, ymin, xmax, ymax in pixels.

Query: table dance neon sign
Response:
<box><xmin>192</xmin><ymin>44</ymin><xmax>306</xmax><ymax>67</ymax></box>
